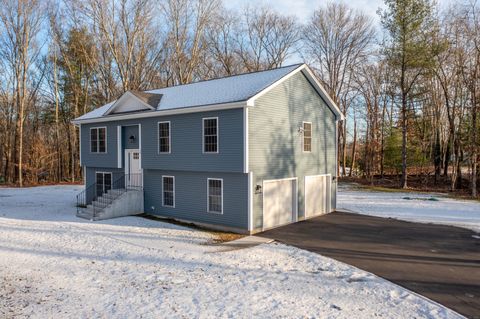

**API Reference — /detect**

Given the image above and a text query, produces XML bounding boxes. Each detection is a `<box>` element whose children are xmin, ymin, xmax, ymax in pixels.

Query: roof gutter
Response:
<box><xmin>72</xmin><ymin>101</ymin><xmax>247</xmax><ymax>125</ymax></box>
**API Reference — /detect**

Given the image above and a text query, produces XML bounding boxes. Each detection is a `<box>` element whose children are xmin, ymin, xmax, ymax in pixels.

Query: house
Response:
<box><xmin>72</xmin><ymin>63</ymin><xmax>344</xmax><ymax>234</ymax></box>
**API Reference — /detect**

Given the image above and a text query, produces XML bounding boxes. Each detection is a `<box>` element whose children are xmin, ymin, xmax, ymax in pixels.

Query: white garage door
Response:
<box><xmin>263</xmin><ymin>178</ymin><xmax>297</xmax><ymax>230</ymax></box>
<box><xmin>305</xmin><ymin>174</ymin><xmax>332</xmax><ymax>218</ymax></box>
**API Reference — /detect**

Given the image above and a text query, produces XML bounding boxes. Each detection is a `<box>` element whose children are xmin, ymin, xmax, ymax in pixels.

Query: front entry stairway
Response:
<box><xmin>76</xmin><ymin>173</ymin><xmax>144</xmax><ymax>221</ymax></box>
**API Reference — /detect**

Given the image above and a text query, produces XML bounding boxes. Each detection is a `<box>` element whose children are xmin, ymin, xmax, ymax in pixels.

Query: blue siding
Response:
<box><xmin>80</xmin><ymin>108</ymin><xmax>244</xmax><ymax>173</ymax></box>
<box><xmin>123</xmin><ymin>125</ymin><xmax>139</xmax><ymax>149</ymax></box>
<box><xmin>143</xmin><ymin>170</ymin><xmax>248</xmax><ymax>229</ymax></box>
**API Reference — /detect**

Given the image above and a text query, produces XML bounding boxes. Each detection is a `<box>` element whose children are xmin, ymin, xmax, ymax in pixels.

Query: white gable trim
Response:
<box><xmin>103</xmin><ymin>91</ymin><xmax>156</xmax><ymax>116</ymax></box>
<box><xmin>246</xmin><ymin>64</ymin><xmax>345</xmax><ymax>121</ymax></box>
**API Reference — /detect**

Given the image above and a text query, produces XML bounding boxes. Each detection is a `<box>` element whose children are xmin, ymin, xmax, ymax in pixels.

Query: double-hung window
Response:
<box><xmin>203</xmin><ymin>117</ymin><xmax>218</xmax><ymax>153</ymax></box>
<box><xmin>207</xmin><ymin>178</ymin><xmax>223</xmax><ymax>213</ymax></box>
<box><xmin>303</xmin><ymin>122</ymin><xmax>312</xmax><ymax>152</ymax></box>
<box><xmin>158</xmin><ymin>121</ymin><xmax>171</xmax><ymax>153</ymax></box>
<box><xmin>162</xmin><ymin>176</ymin><xmax>175</xmax><ymax>207</ymax></box>
<box><xmin>90</xmin><ymin>127</ymin><xmax>106</xmax><ymax>153</ymax></box>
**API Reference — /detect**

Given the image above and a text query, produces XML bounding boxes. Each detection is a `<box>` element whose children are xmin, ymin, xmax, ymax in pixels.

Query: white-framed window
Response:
<box><xmin>203</xmin><ymin>117</ymin><xmax>218</xmax><ymax>153</ymax></box>
<box><xmin>207</xmin><ymin>178</ymin><xmax>223</xmax><ymax>213</ymax></box>
<box><xmin>90</xmin><ymin>127</ymin><xmax>107</xmax><ymax>153</ymax></box>
<box><xmin>95</xmin><ymin>171</ymin><xmax>112</xmax><ymax>196</ymax></box>
<box><xmin>162</xmin><ymin>175</ymin><xmax>175</xmax><ymax>207</ymax></box>
<box><xmin>158</xmin><ymin>121</ymin><xmax>171</xmax><ymax>154</ymax></box>
<box><xmin>303</xmin><ymin>122</ymin><xmax>312</xmax><ymax>153</ymax></box>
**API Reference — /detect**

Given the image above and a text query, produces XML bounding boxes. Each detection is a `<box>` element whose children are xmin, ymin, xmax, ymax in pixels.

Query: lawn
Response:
<box><xmin>0</xmin><ymin>185</ymin><xmax>462</xmax><ymax>318</ymax></box>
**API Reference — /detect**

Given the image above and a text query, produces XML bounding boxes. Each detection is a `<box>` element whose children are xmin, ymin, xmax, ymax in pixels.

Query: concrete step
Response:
<box><xmin>76</xmin><ymin>208</ymin><xmax>94</xmax><ymax>220</ymax></box>
<box><xmin>103</xmin><ymin>192</ymin><xmax>123</xmax><ymax>200</ymax></box>
<box><xmin>107</xmin><ymin>188</ymin><xmax>126</xmax><ymax>196</ymax></box>
<box><xmin>92</xmin><ymin>200</ymin><xmax>111</xmax><ymax>209</ymax></box>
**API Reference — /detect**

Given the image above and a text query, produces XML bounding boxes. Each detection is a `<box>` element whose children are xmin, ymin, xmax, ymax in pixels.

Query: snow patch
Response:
<box><xmin>338</xmin><ymin>183</ymin><xmax>480</xmax><ymax>233</ymax></box>
<box><xmin>0</xmin><ymin>185</ymin><xmax>464</xmax><ymax>318</ymax></box>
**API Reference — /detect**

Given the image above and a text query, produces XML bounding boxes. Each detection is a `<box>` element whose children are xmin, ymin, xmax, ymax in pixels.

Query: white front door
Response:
<box><xmin>125</xmin><ymin>149</ymin><xmax>142</xmax><ymax>188</ymax></box>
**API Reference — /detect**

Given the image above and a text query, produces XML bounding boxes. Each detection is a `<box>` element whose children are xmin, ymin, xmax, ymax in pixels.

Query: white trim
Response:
<box><xmin>262</xmin><ymin>177</ymin><xmax>298</xmax><ymax>231</ymax></box>
<box><xmin>246</xmin><ymin>64</ymin><xmax>344</xmax><ymax>121</ymax></box>
<box><xmin>104</xmin><ymin>91</ymin><xmax>156</xmax><ymax>116</ymax></box>
<box><xmin>72</xmin><ymin>101</ymin><xmax>246</xmax><ymax>125</ymax></box>
<box><xmin>247</xmin><ymin>65</ymin><xmax>304</xmax><ymax>105</ymax></box>
<box><xmin>117</xmin><ymin>126</ymin><xmax>122</xmax><ymax>168</ymax></box>
<box><xmin>89</xmin><ymin>126</ymin><xmax>107</xmax><ymax>154</ymax></box>
<box><xmin>243</xmin><ymin>107</ymin><xmax>249</xmax><ymax>173</ymax></box>
<box><xmin>207</xmin><ymin>178</ymin><xmax>223</xmax><ymax>214</ymax></box>
<box><xmin>138</xmin><ymin>124</ymin><xmax>142</xmax><ymax>169</ymax></box>
<box><xmin>248</xmin><ymin>171</ymin><xmax>253</xmax><ymax>231</ymax></box>
<box><xmin>79</xmin><ymin>125</ymin><xmax>82</xmax><ymax>165</ymax></box>
<box><xmin>302</xmin><ymin>121</ymin><xmax>312</xmax><ymax>153</ymax></box>
<box><xmin>161</xmin><ymin>175</ymin><xmax>175</xmax><ymax>208</ymax></box>
<box><xmin>157</xmin><ymin>121</ymin><xmax>171</xmax><ymax>154</ymax></box>
<box><xmin>302</xmin><ymin>66</ymin><xmax>345</xmax><ymax>121</ymax></box>
<box><xmin>202</xmin><ymin>117</ymin><xmax>219</xmax><ymax>154</ymax></box>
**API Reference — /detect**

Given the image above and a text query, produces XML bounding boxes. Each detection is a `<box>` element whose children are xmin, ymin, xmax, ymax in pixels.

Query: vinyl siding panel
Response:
<box><xmin>123</xmin><ymin>125</ymin><xmax>139</xmax><ymax>149</ymax></box>
<box><xmin>144</xmin><ymin>170</ymin><xmax>248</xmax><ymax>229</ymax></box>
<box><xmin>249</xmin><ymin>71</ymin><xmax>337</xmax><ymax>229</ymax></box>
<box><xmin>80</xmin><ymin>108</ymin><xmax>244</xmax><ymax>172</ymax></box>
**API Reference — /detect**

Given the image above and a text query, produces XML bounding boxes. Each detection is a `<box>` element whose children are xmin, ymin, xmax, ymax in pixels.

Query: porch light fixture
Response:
<box><xmin>129</xmin><ymin>135</ymin><xmax>136</xmax><ymax>143</ymax></box>
<box><xmin>255</xmin><ymin>184</ymin><xmax>262</xmax><ymax>194</ymax></box>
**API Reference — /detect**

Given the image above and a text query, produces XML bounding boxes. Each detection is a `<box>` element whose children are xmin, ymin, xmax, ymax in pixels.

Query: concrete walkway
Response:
<box><xmin>259</xmin><ymin>211</ymin><xmax>480</xmax><ymax>319</ymax></box>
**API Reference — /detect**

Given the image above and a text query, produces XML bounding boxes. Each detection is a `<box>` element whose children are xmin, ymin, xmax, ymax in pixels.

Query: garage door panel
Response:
<box><xmin>263</xmin><ymin>179</ymin><xmax>296</xmax><ymax>229</ymax></box>
<box><xmin>305</xmin><ymin>175</ymin><xmax>331</xmax><ymax>218</ymax></box>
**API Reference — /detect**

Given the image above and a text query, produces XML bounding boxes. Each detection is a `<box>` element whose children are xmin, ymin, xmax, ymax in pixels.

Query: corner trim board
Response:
<box><xmin>117</xmin><ymin>126</ymin><xmax>122</xmax><ymax>168</ymax></box>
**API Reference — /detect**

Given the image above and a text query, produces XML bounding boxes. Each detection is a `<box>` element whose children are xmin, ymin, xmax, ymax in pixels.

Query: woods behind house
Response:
<box><xmin>0</xmin><ymin>0</ymin><xmax>479</xmax><ymax>197</ymax></box>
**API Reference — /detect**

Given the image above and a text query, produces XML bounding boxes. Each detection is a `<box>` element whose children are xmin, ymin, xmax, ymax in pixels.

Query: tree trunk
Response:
<box><xmin>349</xmin><ymin>120</ymin><xmax>357</xmax><ymax>177</ymax></box>
<box><xmin>400</xmin><ymin>94</ymin><xmax>408</xmax><ymax>188</ymax></box>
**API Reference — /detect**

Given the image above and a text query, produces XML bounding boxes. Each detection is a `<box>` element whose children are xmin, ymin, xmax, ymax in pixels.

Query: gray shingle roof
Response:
<box><xmin>75</xmin><ymin>63</ymin><xmax>303</xmax><ymax>121</ymax></box>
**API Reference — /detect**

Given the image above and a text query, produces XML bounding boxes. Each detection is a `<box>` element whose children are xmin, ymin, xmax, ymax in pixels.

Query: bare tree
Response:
<box><xmin>303</xmin><ymin>2</ymin><xmax>375</xmax><ymax>176</ymax></box>
<box><xmin>80</xmin><ymin>0</ymin><xmax>164</xmax><ymax>94</ymax></box>
<box><xmin>0</xmin><ymin>0</ymin><xmax>44</xmax><ymax>186</ymax></box>
<box><xmin>161</xmin><ymin>0</ymin><xmax>221</xmax><ymax>85</ymax></box>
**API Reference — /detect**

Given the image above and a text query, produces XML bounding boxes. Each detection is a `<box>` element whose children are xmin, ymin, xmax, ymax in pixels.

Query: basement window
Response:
<box><xmin>207</xmin><ymin>178</ymin><xmax>223</xmax><ymax>214</ymax></box>
<box><xmin>162</xmin><ymin>176</ymin><xmax>175</xmax><ymax>207</ymax></box>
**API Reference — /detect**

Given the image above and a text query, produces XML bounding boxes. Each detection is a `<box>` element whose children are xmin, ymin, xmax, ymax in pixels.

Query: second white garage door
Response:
<box><xmin>305</xmin><ymin>174</ymin><xmax>332</xmax><ymax>218</ymax></box>
<box><xmin>263</xmin><ymin>178</ymin><xmax>297</xmax><ymax>230</ymax></box>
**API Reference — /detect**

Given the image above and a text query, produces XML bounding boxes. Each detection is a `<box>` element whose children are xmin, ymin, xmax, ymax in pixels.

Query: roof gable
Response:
<box><xmin>246</xmin><ymin>65</ymin><xmax>344</xmax><ymax>120</ymax></box>
<box><xmin>104</xmin><ymin>91</ymin><xmax>161</xmax><ymax>115</ymax></box>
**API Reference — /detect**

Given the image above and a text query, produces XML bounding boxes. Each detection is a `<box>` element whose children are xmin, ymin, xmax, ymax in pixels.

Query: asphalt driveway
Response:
<box><xmin>259</xmin><ymin>211</ymin><xmax>480</xmax><ymax>319</ymax></box>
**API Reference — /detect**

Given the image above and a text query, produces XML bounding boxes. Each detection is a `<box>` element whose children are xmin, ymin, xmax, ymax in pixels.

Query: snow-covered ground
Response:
<box><xmin>338</xmin><ymin>183</ymin><xmax>480</xmax><ymax>233</ymax></box>
<box><xmin>0</xmin><ymin>185</ymin><xmax>463</xmax><ymax>318</ymax></box>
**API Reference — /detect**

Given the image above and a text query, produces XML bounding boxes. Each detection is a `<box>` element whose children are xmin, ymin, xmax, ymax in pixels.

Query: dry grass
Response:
<box><xmin>139</xmin><ymin>214</ymin><xmax>244</xmax><ymax>243</ymax></box>
<box><xmin>208</xmin><ymin>231</ymin><xmax>244</xmax><ymax>244</ymax></box>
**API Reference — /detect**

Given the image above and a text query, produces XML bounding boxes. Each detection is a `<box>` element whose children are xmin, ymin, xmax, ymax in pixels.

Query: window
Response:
<box><xmin>95</xmin><ymin>172</ymin><xmax>112</xmax><ymax>197</ymax></box>
<box><xmin>207</xmin><ymin>178</ymin><xmax>223</xmax><ymax>213</ymax></box>
<box><xmin>303</xmin><ymin>122</ymin><xmax>312</xmax><ymax>152</ymax></box>
<box><xmin>90</xmin><ymin>127</ymin><xmax>106</xmax><ymax>153</ymax></box>
<box><xmin>162</xmin><ymin>176</ymin><xmax>175</xmax><ymax>207</ymax></box>
<box><xmin>203</xmin><ymin>117</ymin><xmax>218</xmax><ymax>153</ymax></box>
<box><xmin>158</xmin><ymin>121</ymin><xmax>170</xmax><ymax>153</ymax></box>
